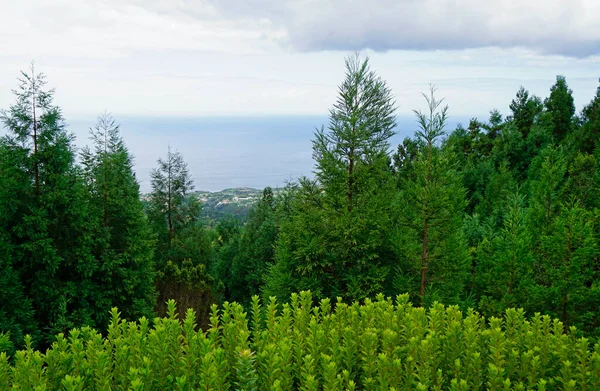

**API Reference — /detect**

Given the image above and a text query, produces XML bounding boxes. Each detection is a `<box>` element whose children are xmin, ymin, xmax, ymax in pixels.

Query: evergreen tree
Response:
<box><xmin>0</xmin><ymin>219</ymin><xmax>36</xmax><ymax>354</ymax></box>
<box><xmin>226</xmin><ymin>187</ymin><xmax>278</xmax><ymax>305</ymax></box>
<box><xmin>490</xmin><ymin>112</ymin><xmax>553</xmax><ymax>185</ymax></box>
<box><xmin>534</xmin><ymin>201</ymin><xmax>599</xmax><ymax>333</ymax></box>
<box><xmin>0</xmin><ymin>139</ymin><xmax>38</xmax><ymax>351</ymax></box>
<box><xmin>212</xmin><ymin>216</ymin><xmax>242</xmax><ymax>301</ymax></box>
<box><xmin>445</xmin><ymin>118</ymin><xmax>498</xmax><ymax>215</ymax></box>
<box><xmin>265</xmin><ymin>53</ymin><xmax>397</xmax><ymax>302</ymax></box>
<box><xmin>545</xmin><ymin>75</ymin><xmax>575</xmax><ymax>142</ymax></box>
<box><xmin>395</xmin><ymin>86</ymin><xmax>469</xmax><ymax>306</ymax></box>
<box><xmin>565</xmin><ymin>152</ymin><xmax>599</xmax><ymax>210</ymax></box>
<box><xmin>393</xmin><ymin>137</ymin><xmax>422</xmax><ymax>184</ymax></box>
<box><xmin>313</xmin><ymin>53</ymin><xmax>396</xmax><ymax>214</ymax></box>
<box><xmin>149</xmin><ymin>147</ymin><xmax>195</xmax><ymax>251</ymax></box>
<box><xmin>509</xmin><ymin>86</ymin><xmax>542</xmax><ymax>138</ymax></box>
<box><xmin>473</xmin><ymin>162</ymin><xmax>517</xmax><ymax>228</ymax></box>
<box><xmin>486</xmin><ymin>109</ymin><xmax>504</xmax><ymax>140</ymax></box>
<box><xmin>475</xmin><ymin>193</ymin><xmax>534</xmax><ymax>316</ymax></box>
<box><xmin>490</xmin><ymin>122</ymin><xmax>529</xmax><ymax>180</ymax></box>
<box><xmin>80</xmin><ymin>113</ymin><xmax>156</xmax><ymax>325</ymax></box>
<box><xmin>148</xmin><ymin>148</ymin><xmax>214</xmax><ymax>319</ymax></box>
<box><xmin>571</xmin><ymin>79</ymin><xmax>600</xmax><ymax>153</ymax></box>
<box><xmin>527</xmin><ymin>145</ymin><xmax>567</xmax><ymax>235</ymax></box>
<box><xmin>0</xmin><ymin>65</ymin><xmax>99</xmax><ymax>344</ymax></box>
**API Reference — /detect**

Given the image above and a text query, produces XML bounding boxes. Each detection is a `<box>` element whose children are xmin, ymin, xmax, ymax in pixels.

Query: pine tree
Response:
<box><xmin>0</xmin><ymin>64</ymin><xmax>98</xmax><ymax>344</ymax></box>
<box><xmin>227</xmin><ymin>187</ymin><xmax>278</xmax><ymax>305</ymax></box>
<box><xmin>473</xmin><ymin>162</ymin><xmax>517</xmax><ymax>228</ymax></box>
<box><xmin>80</xmin><ymin>113</ymin><xmax>156</xmax><ymax>325</ymax></box>
<box><xmin>148</xmin><ymin>147</ymin><xmax>206</xmax><ymax>267</ymax></box>
<box><xmin>527</xmin><ymin>145</ymin><xmax>566</xmax><ymax>235</ymax></box>
<box><xmin>491</xmin><ymin>83</ymin><xmax>554</xmax><ymax>184</ymax></box>
<box><xmin>565</xmin><ymin>152</ymin><xmax>599</xmax><ymax>210</ymax></box>
<box><xmin>212</xmin><ymin>216</ymin><xmax>242</xmax><ymax>301</ymax></box>
<box><xmin>265</xmin><ymin>53</ymin><xmax>397</xmax><ymax>302</ymax></box>
<box><xmin>545</xmin><ymin>76</ymin><xmax>575</xmax><ymax>142</ymax></box>
<box><xmin>393</xmin><ymin>137</ymin><xmax>422</xmax><ymax>184</ymax></box>
<box><xmin>395</xmin><ymin>86</ymin><xmax>469</xmax><ymax>306</ymax></box>
<box><xmin>149</xmin><ymin>148</ymin><xmax>194</xmax><ymax>243</ymax></box>
<box><xmin>148</xmin><ymin>148</ymin><xmax>213</xmax><ymax>319</ymax></box>
<box><xmin>0</xmin><ymin>141</ymin><xmax>38</xmax><ymax>350</ymax></box>
<box><xmin>571</xmin><ymin>79</ymin><xmax>600</xmax><ymax>154</ymax></box>
<box><xmin>509</xmin><ymin>86</ymin><xmax>542</xmax><ymax>138</ymax></box>
<box><xmin>0</xmin><ymin>221</ymin><xmax>36</xmax><ymax>353</ymax></box>
<box><xmin>312</xmin><ymin>53</ymin><xmax>396</xmax><ymax>213</ymax></box>
<box><xmin>474</xmin><ymin>193</ymin><xmax>534</xmax><ymax>316</ymax></box>
<box><xmin>534</xmin><ymin>201</ymin><xmax>599</xmax><ymax>332</ymax></box>
<box><xmin>486</xmin><ymin>109</ymin><xmax>504</xmax><ymax>140</ymax></box>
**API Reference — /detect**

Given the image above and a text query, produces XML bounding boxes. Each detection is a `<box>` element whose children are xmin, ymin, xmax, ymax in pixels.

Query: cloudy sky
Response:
<box><xmin>1</xmin><ymin>0</ymin><xmax>599</xmax><ymax>119</ymax></box>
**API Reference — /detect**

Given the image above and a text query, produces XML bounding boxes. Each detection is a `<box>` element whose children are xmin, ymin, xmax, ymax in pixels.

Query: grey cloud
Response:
<box><xmin>207</xmin><ymin>0</ymin><xmax>600</xmax><ymax>57</ymax></box>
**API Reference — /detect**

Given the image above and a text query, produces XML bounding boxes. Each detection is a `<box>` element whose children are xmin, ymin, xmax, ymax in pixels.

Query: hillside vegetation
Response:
<box><xmin>1</xmin><ymin>52</ymin><xmax>600</xmax><ymax>381</ymax></box>
<box><xmin>2</xmin><ymin>293</ymin><xmax>599</xmax><ymax>390</ymax></box>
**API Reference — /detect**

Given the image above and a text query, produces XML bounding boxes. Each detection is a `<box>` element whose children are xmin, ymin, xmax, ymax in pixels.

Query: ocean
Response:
<box><xmin>67</xmin><ymin>115</ymin><xmax>472</xmax><ymax>193</ymax></box>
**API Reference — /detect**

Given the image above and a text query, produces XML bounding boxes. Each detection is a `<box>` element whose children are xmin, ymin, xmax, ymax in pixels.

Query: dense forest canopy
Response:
<box><xmin>1</xmin><ymin>55</ymin><xmax>599</xmax><ymax>357</ymax></box>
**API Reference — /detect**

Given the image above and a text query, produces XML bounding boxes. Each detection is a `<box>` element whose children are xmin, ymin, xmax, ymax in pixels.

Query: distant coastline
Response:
<box><xmin>69</xmin><ymin>114</ymin><xmax>474</xmax><ymax>193</ymax></box>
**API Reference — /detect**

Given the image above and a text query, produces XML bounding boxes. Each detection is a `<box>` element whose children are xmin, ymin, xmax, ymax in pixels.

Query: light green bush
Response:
<box><xmin>1</xmin><ymin>291</ymin><xmax>599</xmax><ymax>390</ymax></box>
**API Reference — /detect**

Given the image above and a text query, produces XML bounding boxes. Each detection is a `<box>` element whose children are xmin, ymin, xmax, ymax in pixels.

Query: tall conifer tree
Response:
<box><xmin>0</xmin><ymin>65</ymin><xmax>98</xmax><ymax>344</ymax></box>
<box><xmin>81</xmin><ymin>113</ymin><xmax>156</xmax><ymax>325</ymax></box>
<box><xmin>395</xmin><ymin>86</ymin><xmax>469</xmax><ymax>306</ymax></box>
<box><xmin>265</xmin><ymin>53</ymin><xmax>397</xmax><ymax>301</ymax></box>
<box><xmin>148</xmin><ymin>148</ymin><xmax>213</xmax><ymax>319</ymax></box>
<box><xmin>545</xmin><ymin>76</ymin><xmax>575</xmax><ymax>142</ymax></box>
<box><xmin>535</xmin><ymin>202</ymin><xmax>599</xmax><ymax>332</ymax></box>
<box><xmin>474</xmin><ymin>193</ymin><xmax>534</xmax><ymax>315</ymax></box>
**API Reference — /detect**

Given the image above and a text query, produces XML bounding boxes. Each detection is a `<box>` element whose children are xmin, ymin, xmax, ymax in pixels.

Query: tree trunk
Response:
<box><xmin>167</xmin><ymin>152</ymin><xmax>173</xmax><ymax>242</ymax></box>
<box><xmin>420</xmin><ymin>218</ymin><xmax>428</xmax><ymax>307</ymax></box>
<box><xmin>420</xmin><ymin>142</ymin><xmax>433</xmax><ymax>307</ymax></box>
<box><xmin>32</xmin><ymin>68</ymin><xmax>39</xmax><ymax>195</ymax></box>
<box><xmin>103</xmin><ymin>127</ymin><xmax>108</xmax><ymax>228</ymax></box>
<box><xmin>347</xmin><ymin>154</ymin><xmax>354</xmax><ymax>212</ymax></box>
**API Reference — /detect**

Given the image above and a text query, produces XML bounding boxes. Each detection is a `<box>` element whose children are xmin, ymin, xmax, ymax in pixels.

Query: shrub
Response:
<box><xmin>1</xmin><ymin>291</ymin><xmax>599</xmax><ymax>390</ymax></box>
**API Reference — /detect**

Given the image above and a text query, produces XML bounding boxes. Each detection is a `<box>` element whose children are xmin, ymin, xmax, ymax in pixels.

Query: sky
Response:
<box><xmin>1</xmin><ymin>0</ymin><xmax>600</xmax><ymax>120</ymax></box>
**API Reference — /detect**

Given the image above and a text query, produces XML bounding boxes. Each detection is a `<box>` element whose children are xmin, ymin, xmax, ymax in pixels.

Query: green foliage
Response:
<box><xmin>509</xmin><ymin>86</ymin><xmax>543</xmax><ymax>138</ymax></box>
<box><xmin>564</xmin><ymin>152</ymin><xmax>599</xmax><ymax>210</ymax></box>
<box><xmin>533</xmin><ymin>202</ymin><xmax>599</xmax><ymax>334</ymax></box>
<box><xmin>80</xmin><ymin>112</ymin><xmax>156</xmax><ymax>327</ymax></box>
<box><xmin>3</xmin><ymin>294</ymin><xmax>600</xmax><ymax>390</ymax></box>
<box><xmin>0</xmin><ymin>65</ymin><xmax>106</xmax><ymax>346</ymax></box>
<box><xmin>395</xmin><ymin>86</ymin><xmax>469</xmax><ymax>306</ymax></box>
<box><xmin>474</xmin><ymin>193</ymin><xmax>535</xmax><ymax>316</ymax></box>
<box><xmin>527</xmin><ymin>145</ymin><xmax>567</xmax><ymax>234</ymax></box>
<box><xmin>214</xmin><ymin>187</ymin><xmax>278</xmax><ymax>305</ymax></box>
<box><xmin>444</xmin><ymin>75</ymin><xmax>598</xmax><ymax>335</ymax></box>
<box><xmin>570</xmin><ymin>79</ymin><xmax>600</xmax><ymax>154</ymax></box>
<box><xmin>147</xmin><ymin>148</ymin><xmax>215</xmax><ymax>322</ymax></box>
<box><xmin>544</xmin><ymin>76</ymin><xmax>575</xmax><ymax>142</ymax></box>
<box><xmin>2</xmin><ymin>59</ymin><xmax>600</xmax><ymax>366</ymax></box>
<box><xmin>0</xmin><ymin>230</ymin><xmax>36</xmax><ymax>353</ymax></box>
<box><xmin>265</xmin><ymin>53</ymin><xmax>398</xmax><ymax>302</ymax></box>
<box><xmin>148</xmin><ymin>147</ymin><xmax>201</xmax><ymax>267</ymax></box>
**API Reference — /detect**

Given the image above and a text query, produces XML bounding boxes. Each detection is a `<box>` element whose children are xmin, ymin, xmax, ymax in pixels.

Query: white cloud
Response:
<box><xmin>0</xmin><ymin>0</ymin><xmax>281</xmax><ymax>59</ymax></box>
<box><xmin>0</xmin><ymin>0</ymin><xmax>599</xmax><ymax>119</ymax></box>
<box><xmin>209</xmin><ymin>0</ymin><xmax>600</xmax><ymax>57</ymax></box>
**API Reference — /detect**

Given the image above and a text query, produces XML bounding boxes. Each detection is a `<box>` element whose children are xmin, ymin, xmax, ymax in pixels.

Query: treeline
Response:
<box><xmin>211</xmin><ymin>56</ymin><xmax>600</xmax><ymax>339</ymax></box>
<box><xmin>1</xmin><ymin>55</ymin><xmax>599</xmax><ymax>354</ymax></box>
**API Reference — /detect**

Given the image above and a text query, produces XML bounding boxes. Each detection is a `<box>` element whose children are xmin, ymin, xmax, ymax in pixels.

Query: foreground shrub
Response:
<box><xmin>1</xmin><ymin>291</ymin><xmax>599</xmax><ymax>390</ymax></box>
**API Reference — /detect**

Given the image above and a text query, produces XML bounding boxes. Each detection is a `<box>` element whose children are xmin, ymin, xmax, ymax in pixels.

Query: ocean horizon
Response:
<box><xmin>66</xmin><ymin>114</ymin><xmax>473</xmax><ymax>193</ymax></box>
